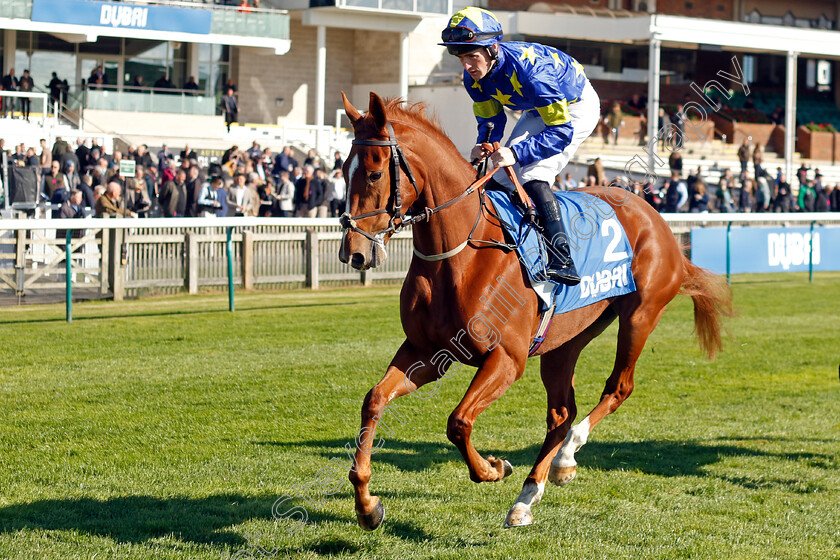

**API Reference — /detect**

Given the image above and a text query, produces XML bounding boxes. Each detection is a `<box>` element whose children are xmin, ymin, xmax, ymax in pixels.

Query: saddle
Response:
<box><xmin>484</xmin><ymin>189</ymin><xmax>637</xmax><ymax>315</ymax></box>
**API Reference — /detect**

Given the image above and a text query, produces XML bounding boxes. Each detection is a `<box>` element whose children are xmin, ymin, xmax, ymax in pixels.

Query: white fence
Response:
<box><xmin>0</xmin><ymin>217</ymin><xmax>410</xmax><ymax>300</ymax></box>
<box><xmin>0</xmin><ymin>214</ymin><xmax>837</xmax><ymax>302</ymax></box>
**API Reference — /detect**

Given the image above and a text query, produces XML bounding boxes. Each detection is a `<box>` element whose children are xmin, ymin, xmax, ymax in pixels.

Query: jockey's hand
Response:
<box><xmin>470</xmin><ymin>144</ymin><xmax>486</xmax><ymax>163</ymax></box>
<box><xmin>490</xmin><ymin>147</ymin><xmax>516</xmax><ymax>168</ymax></box>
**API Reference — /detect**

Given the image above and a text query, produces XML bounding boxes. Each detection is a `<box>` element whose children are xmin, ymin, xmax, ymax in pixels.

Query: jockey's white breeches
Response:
<box><xmin>494</xmin><ymin>79</ymin><xmax>601</xmax><ymax>188</ymax></box>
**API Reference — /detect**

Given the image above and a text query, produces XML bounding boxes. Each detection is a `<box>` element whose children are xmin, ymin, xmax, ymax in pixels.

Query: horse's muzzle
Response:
<box><xmin>340</xmin><ymin>231</ymin><xmax>388</xmax><ymax>271</ymax></box>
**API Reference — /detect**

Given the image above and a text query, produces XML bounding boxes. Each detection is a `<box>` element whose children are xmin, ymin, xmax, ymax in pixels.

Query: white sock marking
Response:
<box><xmin>554</xmin><ymin>415</ymin><xmax>591</xmax><ymax>468</ymax></box>
<box><xmin>513</xmin><ymin>481</ymin><xmax>545</xmax><ymax>509</ymax></box>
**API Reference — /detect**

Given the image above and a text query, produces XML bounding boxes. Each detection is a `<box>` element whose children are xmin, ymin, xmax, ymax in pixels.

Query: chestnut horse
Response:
<box><xmin>338</xmin><ymin>92</ymin><xmax>732</xmax><ymax>530</ymax></box>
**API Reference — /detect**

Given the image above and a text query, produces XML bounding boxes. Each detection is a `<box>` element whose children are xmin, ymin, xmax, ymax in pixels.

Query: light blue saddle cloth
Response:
<box><xmin>484</xmin><ymin>189</ymin><xmax>637</xmax><ymax>314</ymax></box>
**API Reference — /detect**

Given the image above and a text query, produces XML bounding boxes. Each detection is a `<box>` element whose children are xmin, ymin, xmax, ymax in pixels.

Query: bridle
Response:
<box><xmin>339</xmin><ymin>122</ymin><xmax>419</xmax><ymax>244</ymax></box>
<box><xmin>339</xmin><ymin>122</ymin><xmax>483</xmax><ymax>260</ymax></box>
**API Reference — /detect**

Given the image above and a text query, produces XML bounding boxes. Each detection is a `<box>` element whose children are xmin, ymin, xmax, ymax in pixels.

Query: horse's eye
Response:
<box><xmin>369</xmin><ymin>171</ymin><xmax>383</xmax><ymax>182</ymax></box>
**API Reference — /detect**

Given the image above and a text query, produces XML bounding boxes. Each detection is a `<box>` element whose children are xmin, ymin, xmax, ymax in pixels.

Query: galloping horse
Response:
<box><xmin>338</xmin><ymin>92</ymin><xmax>732</xmax><ymax>529</ymax></box>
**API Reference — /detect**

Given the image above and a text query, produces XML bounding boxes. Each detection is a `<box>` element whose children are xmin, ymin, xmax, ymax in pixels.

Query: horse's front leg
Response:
<box><xmin>350</xmin><ymin>340</ymin><xmax>442</xmax><ymax>531</ymax></box>
<box><xmin>447</xmin><ymin>347</ymin><xmax>523</xmax><ymax>483</ymax></box>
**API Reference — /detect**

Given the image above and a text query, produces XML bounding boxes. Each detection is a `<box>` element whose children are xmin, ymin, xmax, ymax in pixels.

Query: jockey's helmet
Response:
<box><xmin>439</xmin><ymin>8</ymin><xmax>503</xmax><ymax>56</ymax></box>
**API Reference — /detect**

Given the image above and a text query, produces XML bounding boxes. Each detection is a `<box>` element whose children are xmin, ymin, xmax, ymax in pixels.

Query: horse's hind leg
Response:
<box><xmin>548</xmin><ymin>296</ymin><xmax>669</xmax><ymax>485</ymax></box>
<box><xmin>506</xmin><ymin>309</ymin><xmax>616</xmax><ymax>527</ymax></box>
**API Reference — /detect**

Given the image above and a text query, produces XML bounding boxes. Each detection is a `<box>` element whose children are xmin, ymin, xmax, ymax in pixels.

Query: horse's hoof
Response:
<box><xmin>503</xmin><ymin>504</ymin><xmax>534</xmax><ymax>528</ymax></box>
<box><xmin>486</xmin><ymin>456</ymin><xmax>513</xmax><ymax>481</ymax></box>
<box><xmin>548</xmin><ymin>464</ymin><xmax>577</xmax><ymax>486</ymax></box>
<box><xmin>356</xmin><ymin>496</ymin><xmax>385</xmax><ymax>531</ymax></box>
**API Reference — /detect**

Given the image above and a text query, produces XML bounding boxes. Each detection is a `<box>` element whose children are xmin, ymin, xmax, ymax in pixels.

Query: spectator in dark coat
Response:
<box><xmin>50</xmin><ymin>177</ymin><xmax>69</xmax><ymax>218</ymax></box>
<box><xmin>815</xmin><ymin>186</ymin><xmax>829</xmax><ymax>212</ymax></box>
<box><xmin>58</xmin><ymin>190</ymin><xmax>86</xmax><ymax>239</ymax></box>
<box><xmin>48</xmin><ymin>72</ymin><xmax>64</xmax><ymax>104</ymax></box>
<box><xmin>184</xmin><ymin>165</ymin><xmax>202</xmax><ymax>217</ymax></box>
<box><xmin>52</xmin><ymin>137</ymin><xmax>70</xmax><ymax>161</ymax></box>
<box><xmin>829</xmin><ymin>185</ymin><xmax>840</xmax><ymax>212</ymax></box>
<box><xmin>78</xmin><ymin>175</ymin><xmax>96</xmax><ymax>210</ymax></box>
<box><xmin>294</xmin><ymin>164</ymin><xmax>325</xmax><ymax>217</ymax></box>
<box><xmin>1</xmin><ymin>68</ymin><xmax>18</xmax><ymax>116</ymax></box>
<box><xmin>688</xmin><ymin>181</ymin><xmax>709</xmax><ymax>213</ymax></box>
<box><xmin>184</xmin><ymin>76</ymin><xmax>200</xmax><ymax>94</ymax></box>
<box><xmin>663</xmin><ymin>171</ymin><xmax>688</xmax><ymax>213</ymax></box>
<box><xmin>738</xmin><ymin>179</ymin><xmax>755</xmax><ymax>212</ymax></box>
<box><xmin>274</xmin><ymin>146</ymin><xmax>297</xmax><ymax>176</ymax></box>
<box><xmin>773</xmin><ymin>175</ymin><xmax>792</xmax><ymax>213</ymax></box>
<box><xmin>132</xmin><ymin>144</ymin><xmax>154</xmax><ymax>170</ymax></box>
<box><xmin>18</xmin><ymin>69</ymin><xmax>34</xmax><ymax>120</ymax></box>
<box><xmin>180</xmin><ymin>144</ymin><xmax>197</xmax><ymax>162</ymax></box>
<box><xmin>59</xmin><ymin>190</ymin><xmax>84</xmax><ymax>219</ymax></box>
<box><xmin>221</xmin><ymin>87</ymin><xmax>238</xmax><ymax>132</ymax></box>
<box><xmin>75</xmin><ymin>139</ymin><xmax>90</xmax><ymax>171</ymax></box>
<box><xmin>160</xmin><ymin>169</ymin><xmax>187</xmax><ymax>217</ymax></box>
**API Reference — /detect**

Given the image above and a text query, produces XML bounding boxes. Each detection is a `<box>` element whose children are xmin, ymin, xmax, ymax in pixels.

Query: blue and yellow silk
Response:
<box><xmin>464</xmin><ymin>42</ymin><xmax>587</xmax><ymax>166</ymax></box>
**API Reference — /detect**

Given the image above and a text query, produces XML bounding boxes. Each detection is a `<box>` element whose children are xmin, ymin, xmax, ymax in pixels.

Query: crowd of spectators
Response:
<box><xmin>0</xmin><ymin>137</ymin><xmax>347</xmax><ymax>220</ymax></box>
<box><xmin>554</xmin><ymin>152</ymin><xmax>840</xmax><ymax>213</ymax></box>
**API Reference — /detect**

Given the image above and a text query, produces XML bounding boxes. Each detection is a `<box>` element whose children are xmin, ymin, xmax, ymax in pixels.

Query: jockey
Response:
<box><xmin>440</xmin><ymin>7</ymin><xmax>601</xmax><ymax>286</ymax></box>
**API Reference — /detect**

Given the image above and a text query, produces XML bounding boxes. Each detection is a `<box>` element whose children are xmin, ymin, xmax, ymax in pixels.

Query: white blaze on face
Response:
<box><xmin>340</xmin><ymin>152</ymin><xmax>360</xmax><ymax>254</ymax></box>
<box><xmin>345</xmin><ymin>152</ymin><xmax>360</xmax><ymax>215</ymax></box>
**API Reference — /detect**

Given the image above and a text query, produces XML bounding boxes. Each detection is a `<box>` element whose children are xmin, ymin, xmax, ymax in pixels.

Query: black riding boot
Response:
<box><xmin>523</xmin><ymin>180</ymin><xmax>580</xmax><ymax>286</ymax></box>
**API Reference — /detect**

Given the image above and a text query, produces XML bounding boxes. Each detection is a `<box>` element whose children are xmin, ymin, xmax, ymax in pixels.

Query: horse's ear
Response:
<box><xmin>341</xmin><ymin>91</ymin><xmax>362</xmax><ymax>124</ymax></box>
<box><xmin>368</xmin><ymin>92</ymin><xmax>388</xmax><ymax>131</ymax></box>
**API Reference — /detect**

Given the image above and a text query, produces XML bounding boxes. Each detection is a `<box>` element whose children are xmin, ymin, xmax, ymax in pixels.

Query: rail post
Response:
<box><xmin>241</xmin><ymin>230</ymin><xmax>254</xmax><ymax>291</ymax></box>
<box><xmin>226</xmin><ymin>227</ymin><xmax>235</xmax><ymax>312</ymax></box>
<box><xmin>15</xmin><ymin>229</ymin><xmax>26</xmax><ymax>296</ymax></box>
<box><xmin>809</xmin><ymin>220</ymin><xmax>815</xmax><ymax>283</ymax></box>
<box><xmin>65</xmin><ymin>229</ymin><xmax>72</xmax><ymax>323</ymax></box>
<box><xmin>109</xmin><ymin>228</ymin><xmax>125</xmax><ymax>300</ymax></box>
<box><xmin>726</xmin><ymin>221</ymin><xmax>732</xmax><ymax>285</ymax></box>
<box><xmin>305</xmin><ymin>230</ymin><xmax>319</xmax><ymax>289</ymax></box>
<box><xmin>185</xmin><ymin>231</ymin><xmax>199</xmax><ymax>294</ymax></box>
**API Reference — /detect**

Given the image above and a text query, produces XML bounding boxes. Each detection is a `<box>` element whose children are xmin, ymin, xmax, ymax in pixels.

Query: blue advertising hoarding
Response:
<box><xmin>31</xmin><ymin>0</ymin><xmax>212</xmax><ymax>35</ymax></box>
<box><xmin>690</xmin><ymin>225</ymin><xmax>840</xmax><ymax>274</ymax></box>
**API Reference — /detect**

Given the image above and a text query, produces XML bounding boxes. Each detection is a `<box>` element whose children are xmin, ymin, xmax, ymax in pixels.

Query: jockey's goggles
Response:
<box><xmin>440</xmin><ymin>26</ymin><xmax>499</xmax><ymax>44</ymax></box>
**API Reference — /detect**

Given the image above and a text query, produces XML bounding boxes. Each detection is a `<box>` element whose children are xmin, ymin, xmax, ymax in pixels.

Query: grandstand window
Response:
<box><xmin>197</xmin><ymin>44</ymin><xmax>230</xmax><ymax>94</ymax></box>
<box><xmin>125</xmin><ymin>40</ymin><xmax>188</xmax><ymax>89</ymax></box>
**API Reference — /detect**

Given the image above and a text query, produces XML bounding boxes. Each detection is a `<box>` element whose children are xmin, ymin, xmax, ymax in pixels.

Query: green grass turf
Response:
<box><xmin>0</xmin><ymin>272</ymin><xmax>837</xmax><ymax>559</ymax></box>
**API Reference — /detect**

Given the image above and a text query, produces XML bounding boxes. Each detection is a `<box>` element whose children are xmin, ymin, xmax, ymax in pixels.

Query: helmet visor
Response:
<box><xmin>440</xmin><ymin>26</ymin><xmax>499</xmax><ymax>44</ymax></box>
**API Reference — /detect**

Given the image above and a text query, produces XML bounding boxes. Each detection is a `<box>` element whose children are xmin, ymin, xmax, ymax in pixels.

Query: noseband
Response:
<box><xmin>339</xmin><ymin>122</ymin><xmax>420</xmax><ymax>244</ymax></box>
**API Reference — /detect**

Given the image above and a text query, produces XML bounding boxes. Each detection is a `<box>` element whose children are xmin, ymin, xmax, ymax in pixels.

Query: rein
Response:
<box><xmin>340</xmin><ymin>124</ymin><xmax>505</xmax><ymax>261</ymax></box>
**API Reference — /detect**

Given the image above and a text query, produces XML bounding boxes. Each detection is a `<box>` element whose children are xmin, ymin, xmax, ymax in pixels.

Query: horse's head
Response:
<box><xmin>338</xmin><ymin>92</ymin><xmax>422</xmax><ymax>270</ymax></box>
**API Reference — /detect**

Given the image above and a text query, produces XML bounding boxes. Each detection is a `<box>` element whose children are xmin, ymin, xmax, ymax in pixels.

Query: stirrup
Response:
<box><xmin>547</xmin><ymin>262</ymin><xmax>580</xmax><ymax>286</ymax></box>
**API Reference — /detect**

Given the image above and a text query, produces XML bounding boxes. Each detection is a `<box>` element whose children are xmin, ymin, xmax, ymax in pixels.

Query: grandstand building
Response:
<box><xmin>1</xmin><ymin>0</ymin><xmax>840</xmax><ymax>179</ymax></box>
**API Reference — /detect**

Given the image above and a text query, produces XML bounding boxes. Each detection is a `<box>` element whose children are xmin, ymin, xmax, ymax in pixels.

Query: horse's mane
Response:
<box><xmin>381</xmin><ymin>98</ymin><xmax>462</xmax><ymax>155</ymax></box>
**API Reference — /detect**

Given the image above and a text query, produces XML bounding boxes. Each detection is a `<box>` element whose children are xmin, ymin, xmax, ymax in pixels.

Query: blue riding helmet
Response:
<box><xmin>439</xmin><ymin>8</ymin><xmax>503</xmax><ymax>56</ymax></box>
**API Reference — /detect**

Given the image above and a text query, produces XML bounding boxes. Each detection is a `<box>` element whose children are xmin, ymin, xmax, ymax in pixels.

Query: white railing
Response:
<box><xmin>0</xmin><ymin>91</ymin><xmax>52</xmax><ymax>126</ymax></box>
<box><xmin>335</xmin><ymin>0</ymin><xmax>451</xmax><ymax>15</ymax></box>
<box><xmin>0</xmin><ymin>217</ymin><xmax>412</xmax><ymax>303</ymax></box>
<box><xmin>0</xmin><ymin>213</ymin><xmax>837</xmax><ymax>312</ymax></box>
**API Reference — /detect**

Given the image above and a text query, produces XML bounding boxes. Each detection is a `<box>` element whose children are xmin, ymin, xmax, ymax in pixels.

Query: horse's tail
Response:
<box><xmin>679</xmin><ymin>254</ymin><xmax>734</xmax><ymax>360</ymax></box>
